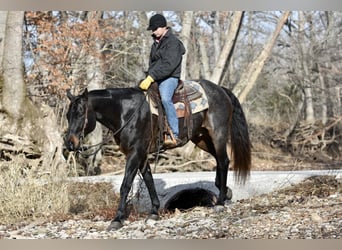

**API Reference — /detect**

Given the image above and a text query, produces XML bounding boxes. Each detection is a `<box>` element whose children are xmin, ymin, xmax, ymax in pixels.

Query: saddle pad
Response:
<box><xmin>146</xmin><ymin>80</ymin><xmax>209</xmax><ymax>118</ymax></box>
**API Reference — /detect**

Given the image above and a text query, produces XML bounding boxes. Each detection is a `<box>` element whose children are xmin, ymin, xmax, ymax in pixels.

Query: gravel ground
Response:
<box><xmin>0</xmin><ymin>175</ymin><xmax>341</xmax><ymax>239</ymax></box>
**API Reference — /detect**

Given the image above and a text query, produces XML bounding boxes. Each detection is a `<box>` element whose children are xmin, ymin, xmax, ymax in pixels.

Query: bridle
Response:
<box><xmin>79</xmin><ymin>103</ymin><xmax>89</xmax><ymax>142</ymax></box>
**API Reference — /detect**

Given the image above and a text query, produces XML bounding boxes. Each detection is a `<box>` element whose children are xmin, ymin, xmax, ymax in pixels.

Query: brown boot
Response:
<box><xmin>164</xmin><ymin>136</ymin><xmax>182</xmax><ymax>147</ymax></box>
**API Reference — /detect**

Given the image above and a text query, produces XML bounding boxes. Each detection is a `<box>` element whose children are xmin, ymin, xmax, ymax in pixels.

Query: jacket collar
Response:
<box><xmin>153</xmin><ymin>27</ymin><xmax>172</xmax><ymax>43</ymax></box>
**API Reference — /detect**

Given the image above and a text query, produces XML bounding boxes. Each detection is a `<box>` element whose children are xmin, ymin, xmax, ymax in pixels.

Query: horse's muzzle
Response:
<box><xmin>65</xmin><ymin>134</ymin><xmax>80</xmax><ymax>151</ymax></box>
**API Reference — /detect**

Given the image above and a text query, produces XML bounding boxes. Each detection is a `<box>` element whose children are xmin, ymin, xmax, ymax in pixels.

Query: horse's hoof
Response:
<box><xmin>213</xmin><ymin>205</ymin><xmax>225</xmax><ymax>213</ymax></box>
<box><xmin>148</xmin><ymin>214</ymin><xmax>159</xmax><ymax>221</ymax></box>
<box><xmin>226</xmin><ymin>186</ymin><xmax>233</xmax><ymax>200</ymax></box>
<box><xmin>107</xmin><ymin>221</ymin><xmax>123</xmax><ymax>231</ymax></box>
<box><xmin>224</xmin><ymin>199</ymin><xmax>233</xmax><ymax>206</ymax></box>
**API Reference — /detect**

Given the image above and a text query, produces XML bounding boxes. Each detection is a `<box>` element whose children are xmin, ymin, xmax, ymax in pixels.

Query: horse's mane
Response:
<box><xmin>88</xmin><ymin>87</ymin><xmax>142</xmax><ymax>99</ymax></box>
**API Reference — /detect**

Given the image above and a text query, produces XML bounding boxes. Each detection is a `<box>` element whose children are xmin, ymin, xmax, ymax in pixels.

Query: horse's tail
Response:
<box><xmin>222</xmin><ymin>87</ymin><xmax>251</xmax><ymax>184</ymax></box>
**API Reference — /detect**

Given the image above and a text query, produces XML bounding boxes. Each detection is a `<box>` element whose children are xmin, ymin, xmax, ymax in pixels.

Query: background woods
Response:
<box><xmin>0</xmin><ymin>10</ymin><xmax>341</xmax><ymax>167</ymax></box>
<box><xmin>1</xmin><ymin>10</ymin><xmax>342</xmax><ymax>171</ymax></box>
<box><xmin>0</xmin><ymin>11</ymin><xmax>342</xmax><ymax>223</ymax></box>
<box><xmin>0</xmin><ymin>11</ymin><xmax>342</xmax><ymax>222</ymax></box>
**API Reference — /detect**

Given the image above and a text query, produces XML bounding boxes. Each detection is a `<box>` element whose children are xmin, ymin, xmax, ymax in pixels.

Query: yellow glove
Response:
<box><xmin>139</xmin><ymin>75</ymin><xmax>154</xmax><ymax>90</ymax></box>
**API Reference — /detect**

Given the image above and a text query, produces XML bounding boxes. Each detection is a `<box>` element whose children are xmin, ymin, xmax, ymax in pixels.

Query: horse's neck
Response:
<box><xmin>89</xmin><ymin>90</ymin><xmax>137</xmax><ymax>132</ymax></box>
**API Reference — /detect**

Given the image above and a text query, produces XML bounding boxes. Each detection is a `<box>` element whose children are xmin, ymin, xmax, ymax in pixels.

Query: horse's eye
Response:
<box><xmin>77</xmin><ymin>105</ymin><xmax>84</xmax><ymax>113</ymax></box>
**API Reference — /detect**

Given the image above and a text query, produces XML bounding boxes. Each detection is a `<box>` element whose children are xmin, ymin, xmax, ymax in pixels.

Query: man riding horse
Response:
<box><xmin>139</xmin><ymin>14</ymin><xmax>186</xmax><ymax>147</ymax></box>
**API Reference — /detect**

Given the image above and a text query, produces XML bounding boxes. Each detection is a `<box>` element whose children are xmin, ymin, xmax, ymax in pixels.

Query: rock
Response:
<box><xmin>311</xmin><ymin>213</ymin><xmax>323</xmax><ymax>224</ymax></box>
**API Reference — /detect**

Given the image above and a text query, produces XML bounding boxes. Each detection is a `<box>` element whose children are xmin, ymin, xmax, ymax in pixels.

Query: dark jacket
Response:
<box><xmin>148</xmin><ymin>28</ymin><xmax>186</xmax><ymax>81</ymax></box>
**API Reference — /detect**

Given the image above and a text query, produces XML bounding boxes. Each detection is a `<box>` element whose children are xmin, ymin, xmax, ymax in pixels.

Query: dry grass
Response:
<box><xmin>0</xmin><ymin>154</ymin><xmax>69</xmax><ymax>224</ymax></box>
<box><xmin>0</xmin><ymin>153</ymin><xmax>122</xmax><ymax>225</ymax></box>
<box><xmin>67</xmin><ymin>181</ymin><xmax>119</xmax><ymax>220</ymax></box>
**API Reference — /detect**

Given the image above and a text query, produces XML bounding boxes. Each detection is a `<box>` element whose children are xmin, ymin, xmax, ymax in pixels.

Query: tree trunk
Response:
<box><xmin>318</xmin><ymin>65</ymin><xmax>328</xmax><ymax>125</ymax></box>
<box><xmin>210</xmin><ymin>11</ymin><xmax>243</xmax><ymax>84</ymax></box>
<box><xmin>180</xmin><ymin>11</ymin><xmax>193</xmax><ymax>80</ymax></box>
<box><xmin>298</xmin><ymin>12</ymin><xmax>315</xmax><ymax>123</ymax></box>
<box><xmin>0</xmin><ymin>11</ymin><xmax>8</xmax><ymax>75</ymax></box>
<box><xmin>138</xmin><ymin>11</ymin><xmax>150</xmax><ymax>75</ymax></box>
<box><xmin>233</xmin><ymin>11</ymin><xmax>290</xmax><ymax>103</ymax></box>
<box><xmin>197</xmin><ymin>29</ymin><xmax>210</xmax><ymax>79</ymax></box>
<box><xmin>2</xmin><ymin>11</ymin><xmax>25</xmax><ymax>120</ymax></box>
<box><xmin>303</xmin><ymin>85</ymin><xmax>315</xmax><ymax>123</ymax></box>
<box><xmin>212</xmin><ymin>11</ymin><xmax>221</xmax><ymax>64</ymax></box>
<box><xmin>336</xmin><ymin>87</ymin><xmax>341</xmax><ymax>117</ymax></box>
<box><xmin>84</xmin><ymin>11</ymin><xmax>105</xmax><ymax>175</ymax></box>
<box><xmin>316</xmin><ymin>12</ymin><xmax>333</xmax><ymax>125</ymax></box>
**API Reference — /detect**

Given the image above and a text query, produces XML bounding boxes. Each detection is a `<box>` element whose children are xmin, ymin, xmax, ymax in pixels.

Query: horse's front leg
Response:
<box><xmin>107</xmin><ymin>152</ymin><xmax>139</xmax><ymax>231</ymax></box>
<box><xmin>139</xmin><ymin>161</ymin><xmax>160</xmax><ymax>220</ymax></box>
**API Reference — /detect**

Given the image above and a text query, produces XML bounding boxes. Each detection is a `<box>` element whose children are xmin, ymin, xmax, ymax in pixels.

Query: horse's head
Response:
<box><xmin>65</xmin><ymin>88</ymin><xmax>95</xmax><ymax>151</ymax></box>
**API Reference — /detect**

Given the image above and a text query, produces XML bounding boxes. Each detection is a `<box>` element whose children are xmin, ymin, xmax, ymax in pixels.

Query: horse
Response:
<box><xmin>65</xmin><ymin>79</ymin><xmax>251</xmax><ymax>230</ymax></box>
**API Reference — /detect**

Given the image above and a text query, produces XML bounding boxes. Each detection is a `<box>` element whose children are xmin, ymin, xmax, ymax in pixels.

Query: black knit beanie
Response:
<box><xmin>147</xmin><ymin>14</ymin><xmax>167</xmax><ymax>31</ymax></box>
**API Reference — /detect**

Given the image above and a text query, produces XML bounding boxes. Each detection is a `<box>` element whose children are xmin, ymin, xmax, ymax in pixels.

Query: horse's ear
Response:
<box><xmin>66</xmin><ymin>89</ymin><xmax>74</xmax><ymax>101</ymax></box>
<box><xmin>82</xmin><ymin>88</ymin><xmax>88</xmax><ymax>100</ymax></box>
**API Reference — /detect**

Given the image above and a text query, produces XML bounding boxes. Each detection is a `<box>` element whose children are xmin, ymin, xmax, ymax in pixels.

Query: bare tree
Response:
<box><xmin>136</xmin><ymin>11</ymin><xmax>150</xmax><ymax>75</ymax></box>
<box><xmin>298</xmin><ymin>12</ymin><xmax>315</xmax><ymax>123</ymax></box>
<box><xmin>0</xmin><ymin>11</ymin><xmax>65</xmax><ymax>167</ymax></box>
<box><xmin>2</xmin><ymin>11</ymin><xmax>25</xmax><ymax>120</ymax></box>
<box><xmin>180</xmin><ymin>11</ymin><xmax>193</xmax><ymax>80</ymax></box>
<box><xmin>84</xmin><ymin>11</ymin><xmax>105</xmax><ymax>174</ymax></box>
<box><xmin>210</xmin><ymin>11</ymin><xmax>243</xmax><ymax>84</ymax></box>
<box><xmin>233</xmin><ymin>11</ymin><xmax>290</xmax><ymax>103</ymax></box>
<box><xmin>0</xmin><ymin>11</ymin><xmax>7</xmax><ymax>75</ymax></box>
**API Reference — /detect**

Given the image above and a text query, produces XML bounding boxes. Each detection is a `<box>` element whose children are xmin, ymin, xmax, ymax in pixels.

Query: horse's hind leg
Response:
<box><xmin>215</xmin><ymin>148</ymin><xmax>231</xmax><ymax>204</ymax></box>
<box><xmin>192</xmin><ymin>133</ymin><xmax>231</xmax><ymax>203</ymax></box>
<box><xmin>139</xmin><ymin>162</ymin><xmax>160</xmax><ymax>220</ymax></box>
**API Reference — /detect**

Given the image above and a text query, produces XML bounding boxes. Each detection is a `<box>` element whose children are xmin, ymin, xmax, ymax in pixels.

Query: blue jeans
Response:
<box><xmin>158</xmin><ymin>77</ymin><xmax>179</xmax><ymax>138</ymax></box>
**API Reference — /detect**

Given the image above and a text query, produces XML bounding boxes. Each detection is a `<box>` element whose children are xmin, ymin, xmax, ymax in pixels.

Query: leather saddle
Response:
<box><xmin>172</xmin><ymin>80</ymin><xmax>203</xmax><ymax>103</ymax></box>
<box><xmin>147</xmin><ymin>80</ymin><xmax>202</xmax><ymax>142</ymax></box>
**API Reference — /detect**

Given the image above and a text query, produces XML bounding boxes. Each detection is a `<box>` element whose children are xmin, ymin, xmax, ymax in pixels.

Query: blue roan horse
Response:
<box><xmin>65</xmin><ymin>79</ymin><xmax>251</xmax><ymax>230</ymax></box>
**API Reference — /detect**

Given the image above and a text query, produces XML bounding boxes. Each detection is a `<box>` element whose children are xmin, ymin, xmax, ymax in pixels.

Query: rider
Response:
<box><xmin>139</xmin><ymin>13</ymin><xmax>186</xmax><ymax>147</ymax></box>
